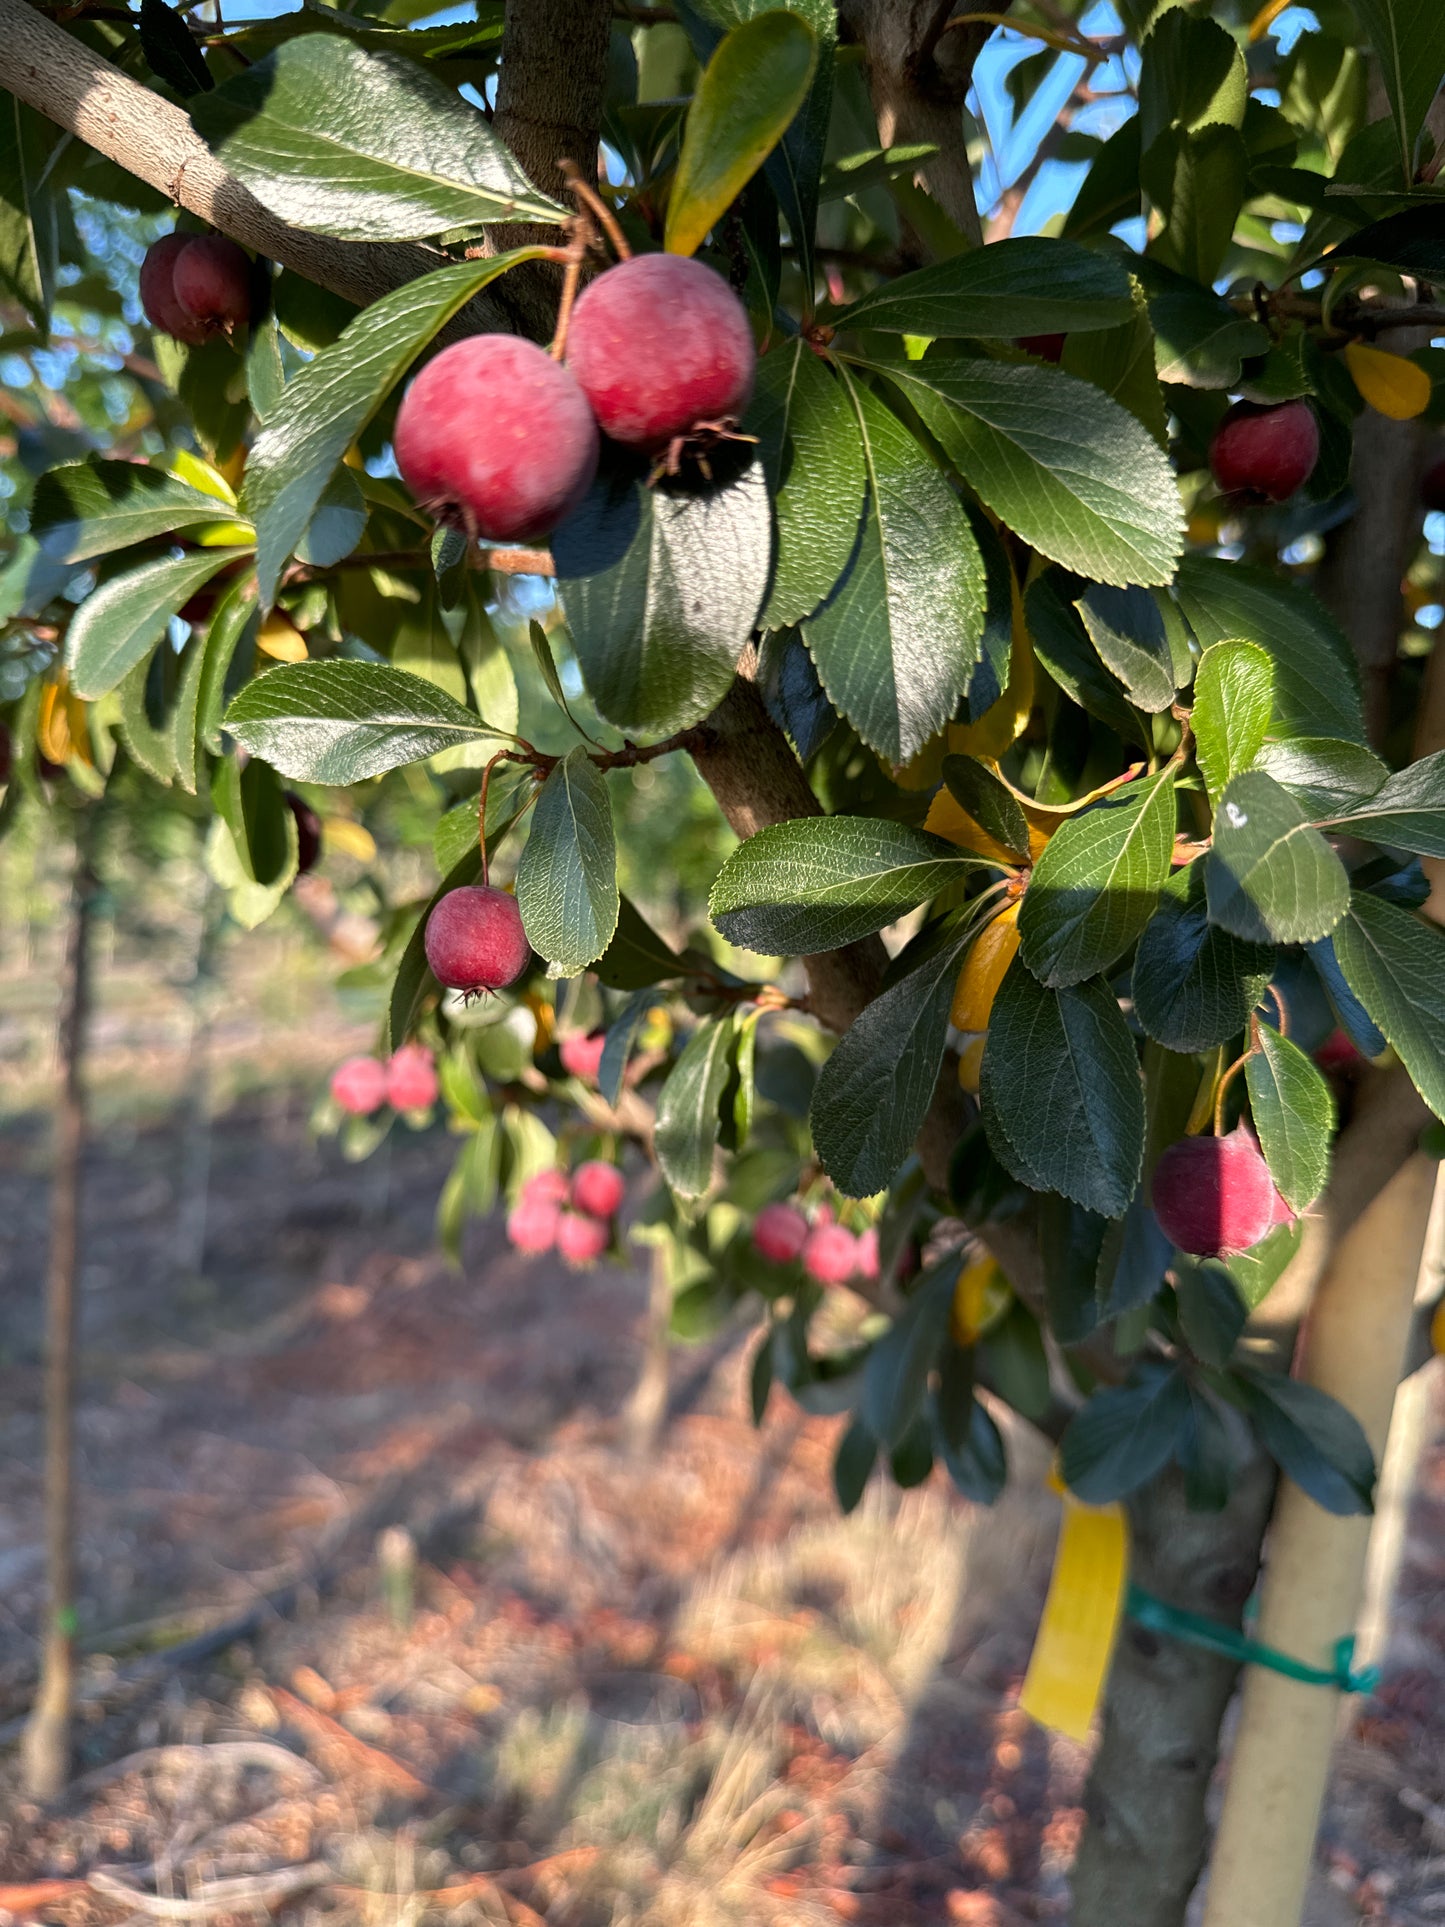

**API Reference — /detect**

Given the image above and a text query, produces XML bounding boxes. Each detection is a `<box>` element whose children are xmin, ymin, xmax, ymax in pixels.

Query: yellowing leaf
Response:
<box><xmin>1344</xmin><ymin>341</ymin><xmax>1432</xmax><ymax>421</ymax></box>
<box><xmin>37</xmin><ymin>676</ymin><xmax>92</xmax><ymax>767</ymax></box>
<box><xmin>1185</xmin><ymin>1046</ymin><xmax>1225</xmax><ymax>1136</ymax></box>
<box><xmin>951</xmin><ymin>1255</ymin><xmax>1009</xmax><ymax>1344</ymax></box>
<box><xmin>195</xmin><ymin>521</ymin><xmax>256</xmax><ymax>548</ymax></box>
<box><xmin>166</xmin><ymin>447</ymin><xmax>238</xmax><ymax>506</ymax></box>
<box><xmin>1019</xmin><ymin>1492</ymin><xmax>1129</xmax><ymax>1742</ymax></box>
<box><xmin>951</xmin><ymin>899</ymin><xmax>1022</xmax><ymax>1031</ymax></box>
<box><xmin>322</xmin><ymin>817</ymin><xmax>376</xmax><ymax>862</ymax></box>
<box><xmin>926</xmin><ymin>786</ymin><xmax>1032</xmax><ymax>865</ymax></box>
<box><xmin>257</xmin><ymin>612</ymin><xmax>308</xmax><ymax>661</ymax></box>
<box><xmin>949</xmin><ymin>585</ymin><xmax>1036</xmax><ymax>763</ymax></box>
<box><xmin>957</xmin><ymin>1033</ymin><xmax>987</xmax><ymax>1093</ymax></box>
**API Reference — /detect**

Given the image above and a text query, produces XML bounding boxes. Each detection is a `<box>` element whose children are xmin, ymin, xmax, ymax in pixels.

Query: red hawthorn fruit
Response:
<box><xmin>522</xmin><ymin>1168</ymin><xmax>572</xmax><ymax>1208</ymax></box>
<box><xmin>1209</xmin><ymin>399</ymin><xmax>1320</xmax><ymax>503</ymax></box>
<box><xmin>331</xmin><ymin>1055</ymin><xmax>388</xmax><ymax>1116</ymax></box>
<box><xmin>557</xmin><ymin>1211</ymin><xmax>609</xmax><ymax>1268</ymax></box>
<box><xmin>386</xmin><ymin>1043</ymin><xmax>438</xmax><ymax>1111</ymax></box>
<box><xmin>171</xmin><ymin>234</ymin><xmax>253</xmax><ymax>336</ymax></box>
<box><xmin>565</xmin><ymin>253</ymin><xmax>756</xmax><ymax>456</ymax></box>
<box><xmin>802</xmin><ymin>1221</ymin><xmax>861</xmax><ymax>1286</ymax></box>
<box><xmin>508</xmin><ymin>1194</ymin><xmax>561</xmax><ymax>1254</ymax></box>
<box><xmin>571</xmin><ymin>1160</ymin><xmax>625</xmax><ymax>1219</ymax></box>
<box><xmin>1150</xmin><ymin>1124</ymin><xmax>1280</xmax><ymax>1258</ymax></box>
<box><xmin>752</xmin><ymin>1202</ymin><xmax>809</xmax><ymax>1265</ymax></box>
<box><xmin>559</xmin><ymin>1031</ymin><xmax>607</xmax><ymax>1083</ymax></box>
<box><xmin>394</xmin><ymin>336</ymin><xmax>599</xmax><ymax>542</ymax></box>
<box><xmin>424</xmin><ymin>884</ymin><xmax>531</xmax><ymax>994</ymax></box>
<box><xmin>140</xmin><ymin>233</ymin><xmax>209</xmax><ymax>346</ymax></box>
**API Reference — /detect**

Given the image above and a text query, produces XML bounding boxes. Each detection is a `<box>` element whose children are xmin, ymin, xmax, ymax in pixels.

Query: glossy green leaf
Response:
<box><xmin>1332</xmin><ymin>891</ymin><xmax>1445</xmax><ymax>1118</ymax></box>
<box><xmin>1193</xmin><ymin>641</ymin><xmax>1274</xmax><ymax>805</ymax></box>
<box><xmin>1233</xmin><ymin>1367</ymin><xmax>1375</xmax><ymax>1515</ymax></box>
<box><xmin>1059</xmin><ymin>1359</ymin><xmax>1191</xmax><ymax>1504</ymax></box>
<box><xmin>665</xmin><ymin>11</ymin><xmax>817</xmax><ymax>258</ymax></box>
<box><xmin>1350</xmin><ymin>0</ymin><xmax>1445</xmax><ymax>182</ymax></box>
<box><xmin>1060</xmin><ymin>275</ymin><xmax>1168</xmax><ymax>447</ymax></box>
<box><xmin>861</xmin><ymin>1259</ymin><xmax>959</xmax><ymax>1449</ymax></box>
<box><xmin>243</xmin><ymin>250</ymin><xmax>545</xmax><ymax>606</ymax></box>
<box><xmin>68</xmin><ymin>548</ymin><xmax>252</xmax><ymax>701</ymax></box>
<box><xmin>1018</xmin><ymin>768</ymin><xmax>1176</xmax><ymax>988</ymax></box>
<box><xmin>594</xmin><ymin>896</ymin><xmax>689</xmax><ymax>991</ymax></box>
<box><xmin>515</xmin><ymin>746</ymin><xmax>618</xmax><ymax>975</ymax></box>
<box><xmin>139</xmin><ymin>0</ymin><xmax>214</xmax><ymax>95</ymax></box>
<box><xmin>1206</xmin><ymin>770</ymin><xmax>1350</xmax><ymax>945</ymax></box>
<box><xmin>980</xmin><ymin>963</ymin><xmax>1145</xmax><ymax>1218</ymax></box>
<box><xmin>1322</xmin><ymin>748</ymin><xmax>1445</xmax><ymax>856</ymax></box>
<box><xmin>1245</xmin><ymin>1021</ymin><xmax>1334</xmax><ymax>1212</ymax></box>
<box><xmin>553</xmin><ymin>458</ymin><xmax>771</xmax><ymax>736</ymax></box>
<box><xmin>296</xmin><ymin>464</ymin><xmax>366</xmax><ymax>569</ymax></box>
<box><xmin>933</xmin><ymin>1365</ymin><xmax>1008</xmax><ymax>1506</ymax></box>
<box><xmin>1226</xmin><ymin>1218</ymin><xmax>1304</xmax><ymax>1311</ymax></box>
<box><xmin>1135</xmin><ymin>257</ymin><xmax>1269</xmax><ymax>388</ymax></box>
<box><xmin>870</xmin><ymin>355</ymin><xmax>1184</xmax><ymax>589</ymax></box>
<box><xmin>1255</xmin><ymin>738</ymin><xmax>1390</xmax><ymax>816</ymax></box>
<box><xmin>833</xmin><ymin>1415</ymin><xmax>877</xmax><ymax>1513</ymax></box>
<box><xmin>1132</xmin><ymin>861</ymin><xmax>1274</xmax><ymax>1053</ymax></box>
<box><xmin>942</xmin><ymin>755</ymin><xmax>1031</xmax><ymax>861</ymax></box>
<box><xmin>803</xmin><ymin>369</ymin><xmax>984</xmax><ymax>765</ymax></box>
<box><xmin>750</xmin><ymin>340</ymin><xmax>865</xmax><ymax>629</ymax></box>
<box><xmin>598</xmin><ymin>990</ymin><xmax>655</xmax><ymax>1110</ymax></box>
<box><xmin>1174</xmin><ymin>1262</ymin><xmax>1247</xmax><ymax>1370</ymax></box>
<box><xmin>1025</xmin><ymin>572</ymin><xmax>1147</xmax><ymax>747</ymax></box>
<box><xmin>192</xmin><ymin>35</ymin><xmax>562</xmax><ymax>240</ymax></box>
<box><xmin>1144</xmin><ymin>122</ymin><xmax>1248</xmax><ymax>286</ymax></box>
<box><xmin>1075</xmin><ymin>584</ymin><xmax>1178</xmax><ymax>711</ymax></box>
<box><xmin>655</xmin><ymin>1014</ymin><xmax>738</xmax><ymax>1198</ymax></box>
<box><xmin>835</xmin><ymin>236</ymin><xmax>1134</xmax><ymax>338</ymax></box>
<box><xmin>0</xmin><ymin>98</ymin><xmax>58</xmax><ymax>330</ymax></box>
<box><xmin>710</xmin><ymin>815</ymin><xmax>981</xmax><ymax>955</ymax></box>
<box><xmin>223</xmin><ymin>659</ymin><xmax>507</xmax><ymax>781</ymax></box>
<box><xmin>31</xmin><ymin>461</ymin><xmax>251</xmax><ymax>562</ymax></box>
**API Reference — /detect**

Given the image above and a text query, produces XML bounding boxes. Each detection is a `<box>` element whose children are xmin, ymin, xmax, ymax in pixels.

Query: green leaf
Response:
<box><xmin>818</xmin><ymin>142</ymin><xmax>940</xmax><ymax>202</ymax></box>
<box><xmin>515</xmin><ymin>746</ymin><xmax>618</xmax><ymax>975</ymax></box>
<box><xmin>709</xmin><ymin>815</ymin><xmax>981</xmax><ymax>955</ymax></box>
<box><xmin>1018</xmin><ymin>768</ymin><xmax>1176</xmax><ymax>989</ymax></box>
<box><xmin>835</xmin><ymin>236</ymin><xmax>1134</xmax><ymax>337</ymax></box>
<box><xmin>1226</xmin><ymin>1218</ymin><xmax>1304</xmax><ymax>1311</ymax></box>
<box><xmin>665</xmin><ymin>10</ymin><xmax>817</xmax><ymax>259</ymax></box>
<box><xmin>31</xmin><ymin>461</ymin><xmax>250</xmax><ymax>564</ymax></box>
<box><xmin>942</xmin><ymin>755</ymin><xmax>1031</xmax><ymax>861</ymax></box>
<box><xmin>553</xmin><ymin>459</ymin><xmax>771</xmax><ymax>737</ymax></box>
<box><xmin>1144</xmin><ymin>122</ymin><xmax>1248</xmax><ymax>286</ymax></box>
<box><xmin>1232</xmin><ymin>1368</ymin><xmax>1375</xmax><ymax>1516</ymax></box>
<box><xmin>750</xmin><ymin>340</ymin><xmax>866</xmax><ymax>629</ymax></box>
<box><xmin>243</xmin><ymin>250</ymin><xmax>545</xmax><ymax>606</ymax></box>
<box><xmin>222</xmin><ymin>659</ymin><xmax>506</xmax><ymax>782</ymax></box>
<box><xmin>1075</xmin><ymin>584</ymin><xmax>1179</xmax><ymax>712</ymax></box>
<box><xmin>756</xmin><ymin>625</ymin><xmax>837</xmax><ymax>760</ymax></box>
<box><xmin>980</xmin><ymin>963</ymin><xmax>1145</xmax><ymax>1218</ymax></box>
<box><xmin>1134</xmin><ymin>257</ymin><xmax>1269</xmax><ymax>389</ymax></box>
<box><xmin>655</xmin><ymin>1014</ymin><xmax>738</xmax><ymax>1198</ymax></box>
<box><xmin>1193</xmin><ymin>641</ymin><xmax>1274</xmax><ymax>805</ymax></box>
<box><xmin>191</xmin><ymin>36</ymin><xmax>562</xmax><ymax>240</ymax></box>
<box><xmin>1025</xmin><ymin>572</ymin><xmax>1147</xmax><ymax>748</ymax></box>
<box><xmin>869</xmin><ymin>355</ymin><xmax>1184</xmax><ymax>590</ymax></box>
<box><xmin>1322</xmin><ymin>748</ymin><xmax>1445</xmax><ymax>856</ymax></box>
<box><xmin>833</xmin><ymin>1415</ymin><xmax>877</xmax><ymax>1513</ymax></box>
<box><xmin>1173</xmin><ymin>555</ymin><xmax>1367</xmax><ymax>746</ymax></box>
<box><xmin>67</xmin><ymin>548</ymin><xmax>251</xmax><ymax>701</ymax></box>
<box><xmin>1174</xmin><ymin>1262</ymin><xmax>1247</xmax><ymax>1370</ymax></box>
<box><xmin>0</xmin><ymin>98</ymin><xmax>58</xmax><ymax>330</ymax></box>
<box><xmin>1350</xmin><ymin>0</ymin><xmax>1445</xmax><ymax>183</ymax></box>
<box><xmin>1206</xmin><ymin>770</ymin><xmax>1350</xmax><ymax>945</ymax></box>
<box><xmin>1059</xmin><ymin>1360</ymin><xmax>1191</xmax><ymax>1504</ymax></box>
<box><xmin>861</xmin><ymin>1259</ymin><xmax>959</xmax><ymax>1449</ymax></box>
<box><xmin>1132</xmin><ymin>861</ymin><xmax>1274</xmax><ymax>1053</ymax></box>
<box><xmin>977</xmin><ymin>1298</ymin><xmax>1051</xmax><ymax>1423</ymax></box>
<box><xmin>1255</xmin><ymin>738</ymin><xmax>1390</xmax><ymax>817</ymax></box>
<box><xmin>598</xmin><ymin>990</ymin><xmax>655</xmax><ymax>1109</ymax></box>
<box><xmin>594</xmin><ymin>896</ymin><xmax>688</xmax><ymax>991</ymax></box>
<box><xmin>1332</xmin><ymin>891</ymin><xmax>1445</xmax><ymax>1118</ymax></box>
<box><xmin>212</xmin><ymin>751</ymin><xmax>293</xmax><ymax>886</ymax></box>
<box><xmin>1060</xmin><ymin>274</ymin><xmax>1168</xmax><ymax>447</ymax></box>
<box><xmin>1137</xmin><ymin>6</ymin><xmax>1246</xmax><ymax>144</ymax></box>
<box><xmin>933</xmin><ymin>1368</ymin><xmax>1008</xmax><ymax>1506</ymax></box>
<box><xmin>1246</xmin><ymin>1021</ymin><xmax>1334</xmax><ymax>1212</ymax></box>
<box><xmin>139</xmin><ymin>0</ymin><xmax>214</xmax><ymax>96</ymax></box>
<box><xmin>296</xmin><ymin>464</ymin><xmax>366</xmax><ymax>568</ymax></box>
<box><xmin>803</xmin><ymin>368</ymin><xmax>984</xmax><ymax>765</ymax></box>
<box><xmin>810</xmin><ymin>918</ymin><xmax>972</xmax><ymax>1198</ymax></box>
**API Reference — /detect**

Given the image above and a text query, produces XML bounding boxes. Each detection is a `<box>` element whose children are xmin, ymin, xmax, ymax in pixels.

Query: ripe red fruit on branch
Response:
<box><xmin>425</xmin><ymin>884</ymin><xmax>531</xmax><ymax>994</ymax></box>
<box><xmin>752</xmin><ymin>1202</ymin><xmax>809</xmax><ymax>1265</ymax></box>
<box><xmin>171</xmin><ymin>234</ymin><xmax>253</xmax><ymax>335</ymax></box>
<box><xmin>1150</xmin><ymin>1124</ymin><xmax>1279</xmax><ymax>1258</ymax></box>
<box><xmin>508</xmin><ymin>1194</ymin><xmax>561</xmax><ymax>1254</ymax></box>
<box><xmin>1209</xmin><ymin>399</ymin><xmax>1320</xmax><ymax>503</ymax></box>
<box><xmin>565</xmin><ymin>254</ymin><xmax>756</xmax><ymax>456</ymax></box>
<box><xmin>571</xmin><ymin>1160</ymin><xmax>625</xmax><ymax>1219</ymax></box>
<box><xmin>557</xmin><ymin>1211</ymin><xmax>609</xmax><ymax>1268</ymax></box>
<box><xmin>140</xmin><ymin>233</ymin><xmax>209</xmax><ymax>345</ymax></box>
<box><xmin>523</xmin><ymin>1169</ymin><xmax>571</xmax><ymax>1208</ymax></box>
<box><xmin>331</xmin><ymin>1056</ymin><xmax>388</xmax><ymax>1116</ymax></box>
<box><xmin>802</xmin><ymin>1221</ymin><xmax>861</xmax><ymax>1286</ymax></box>
<box><xmin>559</xmin><ymin>1031</ymin><xmax>607</xmax><ymax>1082</ymax></box>
<box><xmin>386</xmin><ymin>1043</ymin><xmax>438</xmax><ymax>1111</ymax></box>
<box><xmin>394</xmin><ymin>336</ymin><xmax>599</xmax><ymax>542</ymax></box>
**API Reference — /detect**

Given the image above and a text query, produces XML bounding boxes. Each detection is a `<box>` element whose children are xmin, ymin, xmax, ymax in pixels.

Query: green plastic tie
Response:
<box><xmin>1125</xmin><ymin>1584</ymin><xmax>1380</xmax><ymax>1695</ymax></box>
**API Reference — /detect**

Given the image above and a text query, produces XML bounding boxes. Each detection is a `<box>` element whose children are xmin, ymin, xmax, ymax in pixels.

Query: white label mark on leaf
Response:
<box><xmin>1225</xmin><ymin>803</ymin><xmax>1248</xmax><ymax>828</ymax></box>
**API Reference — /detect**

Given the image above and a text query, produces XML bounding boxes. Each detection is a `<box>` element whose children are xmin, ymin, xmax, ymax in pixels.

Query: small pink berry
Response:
<box><xmin>508</xmin><ymin>1195</ymin><xmax>561</xmax><ymax>1254</ymax></box>
<box><xmin>557</xmin><ymin>1211</ymin><xmax>609</xmax><ymax>1268</ymax></box>
<box><xmin>425</xmin><ymin>884</ymin><xmax>531</xmax><ymax>994</ymax></box>
<box><xmin>522</xmin><ymin>1168</ymin><xmax>571</xmax><ymax>1207</ymax></box>
<box><xmin>802</xmin><ymin>1222</ymin><xmax>860</xmax><ymax>1286</ymax></box>
<box><xmin>386</xmin><ymin>1043</ymin><xmax>438</xmax><ymax>1111</ymax></box>
<box><xmin>559</xmin><ymin>1031</ymin><xmax>607</xmax><ymax>1082</ymax></box>
<box><xmin>1151</xmin><ymin>1124</ymin><xmax>1279</xmax><ymax>1258</ymax></box>
<box><xmin>854</xmin><ymin>1227</ymin><xmax>881</xmax><ymax>1281</ymax></box>
<box><xmin>331</xmin><ymin>1055</ymin><xmax>388</xmax><ymax>1116</ymax></box>
<box><xmin>1314</xmin><ymin>1029</ymin><xmax>1362</xmax><ymax>1075</ymax></box>
<box><xmin>571</xmin><ymin>1160</ymin><xmax>625</xmax><ymax>1219</ymax></box>
<box><xmin>753</xmin><ymin>1202</ymin><xmax>809</xmax><ymax>1265</ymax></box>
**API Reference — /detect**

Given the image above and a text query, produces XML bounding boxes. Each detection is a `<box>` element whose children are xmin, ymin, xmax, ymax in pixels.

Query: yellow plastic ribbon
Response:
<box><xmin>1019</xmin><ymin>1482</ymin><xmax>1129</xmax><ymax>1742</ymax></box>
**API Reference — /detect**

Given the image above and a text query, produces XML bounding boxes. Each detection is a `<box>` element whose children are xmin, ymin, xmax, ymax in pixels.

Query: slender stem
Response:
<box><xmin>477</xmin><ymin>749</ymin><xmax>513</xmax><ymax>885</ymax></box>
<box><xmin>559</xmin><ymin>157</ymin><xmax>632</xmax><ymax>261</ymax></box>
<box><xmin>1264</xmin><ymin>983</ymin><xmax>1291</xmax><ymax>1039</ymax></box>
<box><xmin>1214</xmin><ymin>1022</ymin><xmax>1260</xmax><ymax>1136</ymax></box>
<box><xmin>940</xmin><ymin>9</ymin><xmax>1118</xmax><ymax>61</ymax></box>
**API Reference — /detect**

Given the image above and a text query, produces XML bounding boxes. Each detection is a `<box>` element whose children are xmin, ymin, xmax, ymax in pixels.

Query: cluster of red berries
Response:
<box><xmin>752</xmin><ymin>1201</ymin><xmax>881</xmax><ymax>1287</ymax></box>
<box><xmin>1150</xmin><ymin>1123</ymin><xmax>1294</xmax><ymax>1259</ymax></box>
<box><xmin>330</xmin><ymin>1043</ymin><xmax>440</xmax><ymax>1117</ymax></box>
<box><xmin>506</xmin><ymin>1162</ymin><xmax>625</xmax><ymax>1267</ymax></box>
<box><xmin>394</xmin><ymin>253</ymin><xmax>756</xmax><ymax>544</ymax></box>
<box><xmin>140</xmin><ymin>231</ymin><xmax>254</xmax><ymax>344</ymax></box>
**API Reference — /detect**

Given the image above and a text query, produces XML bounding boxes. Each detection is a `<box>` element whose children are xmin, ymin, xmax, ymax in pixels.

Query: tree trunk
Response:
<box><xmin>21</xmin><ymin>807</ymin><xmax>99</xmax><ymax>1801</ymax></box>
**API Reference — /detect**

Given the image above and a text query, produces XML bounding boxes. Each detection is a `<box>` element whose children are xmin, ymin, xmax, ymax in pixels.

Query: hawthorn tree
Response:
<box><xmin>3</xmin><ymin>0</ymin><xmax>1445</xmax><ymax>1921</ymax></box>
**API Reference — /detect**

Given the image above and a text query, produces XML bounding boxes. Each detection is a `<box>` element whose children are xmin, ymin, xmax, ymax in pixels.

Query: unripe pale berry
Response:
<box><xmin>394</xmin><ymin>336</ymin><xmax>599</xmax><ymax>542</ymax></box>
<box><xmin>1209</xmin><ymin>399</ymin><xmax>1320</xmax><ymax>503</ymax></box>
<box><xmin>331</xmin><ymin>1055</ymin><xmax>388</xmax><ymax>1116</ymax></box>
<box><xmin>285</xmin><ymin>791</ymin><xmax>322</xmax><ymax>876</ymax></box>
<box><xmin>386</xmin><ymin>1043</ymin><xmax>438</xmax><ymax>1111</ymax></box>
<box><xmin>565</xmin><ymin>254</ymin><xmax>756</xmax><ymax>454</ymax></box>
<box><xmin>522</xmin><ymin>1168</ymin><xmax>572</xmax><ymax>1208</ymax></box>
<box><xmin>557</xmin><ymin>1211</ymin><xmax>609</xmax><ymax>1268</ymax></box>
<box><xmin>140</xmin><ymin>233</ymin><xmax>209</xmax><ymax>345</ymax></box>
<box><xmin>508</xmin><ymin>1195</ymin><xmax>561</xmax><ymax>1254</ymax></box>
<box><xmin>1151</xmin><ymin>1124</ymin><xmax>1279</xmax><ymax>1258</ymax></box>
<box><xmin>571</xmin><ymin>1160</ymin><xmax>625</xmax><ymax>1219</ymax></box>
<box><xmin>171</xmin><ymin>234</ymin><xmax>254</xmax><ymax>336</ymax></box>
<box><xmin>559</xmin><ymin>1031</ymin><xmax>607</xmax><ymax>1082</ymax></box>
<box><xmin>424</xmin><ymin>884</ymin><xmax>531</xmax><ymax>995</ymax></box>
<box><xmin>752</xmin><ymin>1201</ymin><xmax>809</xmax><ymax>1265</ymax></box>
<box><xmin>802</xmin><ymin>1222</ymin><xmax>861</xmax><ymax>1286</ymax></box>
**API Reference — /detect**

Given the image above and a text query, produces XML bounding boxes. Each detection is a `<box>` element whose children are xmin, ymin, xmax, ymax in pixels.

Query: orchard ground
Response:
<box><xmin>0</xmin><ymin>859</ymin><xmax>1443</xmax><ymax>1923</ymax></box>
